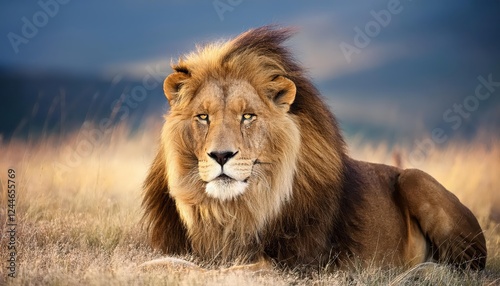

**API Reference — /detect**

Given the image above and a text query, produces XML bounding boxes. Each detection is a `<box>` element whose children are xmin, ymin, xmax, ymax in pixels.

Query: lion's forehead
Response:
<box><xmin>193</xmin><ymin>79</ymin><xmax>265</xmax><ymax>112</ymax></box>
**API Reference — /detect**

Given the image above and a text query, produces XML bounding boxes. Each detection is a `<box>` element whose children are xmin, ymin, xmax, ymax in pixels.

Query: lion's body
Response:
<box><xmin>142</xmin><ymin>26</ymin><xmax>486</xmax><ymax>271</ymax></box>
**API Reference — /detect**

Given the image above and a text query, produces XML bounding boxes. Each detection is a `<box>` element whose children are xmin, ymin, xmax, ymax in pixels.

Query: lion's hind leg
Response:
<box><xmin>397</xmin><ymin>169</ymin><xmax>487</xmax><ymax>270</ymax></box>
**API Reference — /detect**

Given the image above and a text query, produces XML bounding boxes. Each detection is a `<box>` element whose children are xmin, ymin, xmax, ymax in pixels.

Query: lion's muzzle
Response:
<box><xmin>198</xmin><ymin>151</ymin><xmax>254</xmax><ymax>201</ymax></box>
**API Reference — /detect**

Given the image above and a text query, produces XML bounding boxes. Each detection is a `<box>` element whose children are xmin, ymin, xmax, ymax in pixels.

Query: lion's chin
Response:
<box><xmin>205</xmin><ymin>178</ymin><xmax>248</xmax><ymax>201</ymax></box>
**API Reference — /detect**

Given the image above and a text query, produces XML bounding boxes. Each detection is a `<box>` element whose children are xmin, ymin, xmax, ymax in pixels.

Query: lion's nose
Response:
<box><xmin>208</xmin><ymin>151</ymin><xmax>238</xmax><ymax>166</ymax></box>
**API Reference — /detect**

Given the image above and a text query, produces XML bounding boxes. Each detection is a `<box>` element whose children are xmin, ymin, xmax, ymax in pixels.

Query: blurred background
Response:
<box><xmin>1</xmin><ymin>0</ymin><xmax>499</xmax><ymax>151</ymax></box>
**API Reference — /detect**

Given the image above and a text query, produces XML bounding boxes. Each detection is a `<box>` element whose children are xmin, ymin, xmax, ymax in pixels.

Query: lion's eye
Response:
<box><xmin>196</xmin><ymin>114</ymin><xmax>209</xmax><ymax>122</ymax></box>
<box><xmin>242</xmin><ymin>113</ymin><xmax>256</xmax><ymax>122</ymax></box>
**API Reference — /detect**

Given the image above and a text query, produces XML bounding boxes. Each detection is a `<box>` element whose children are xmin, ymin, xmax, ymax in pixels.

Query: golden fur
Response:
<box><xmin>142</xmin><ymin>26</ymin><xmax>487</xmax><ymax>271</ymax></box>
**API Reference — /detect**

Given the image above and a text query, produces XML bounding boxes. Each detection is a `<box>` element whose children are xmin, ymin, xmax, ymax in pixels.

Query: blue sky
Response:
<box><xmin>1</xmin><ymin>0</ymin><xmax>499</xmax><ymax>141</ymax></box>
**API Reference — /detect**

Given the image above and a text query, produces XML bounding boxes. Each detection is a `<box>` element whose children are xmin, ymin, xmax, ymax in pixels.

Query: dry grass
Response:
<box><xmin>0</xmin><ymin>120</ymin><xmax>499</xmax><ymax>285</ymax></box>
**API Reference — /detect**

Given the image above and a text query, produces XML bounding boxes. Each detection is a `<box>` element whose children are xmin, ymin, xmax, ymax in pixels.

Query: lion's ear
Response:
<box><xmin>271</xmin><ymin>76</ymin><xmax>296</xmax><ymax>112</ymax></box>
<box><xmin>163</xmin><ymin>69</ymin><xmax>189</xmax><ymax>105</ymax></box>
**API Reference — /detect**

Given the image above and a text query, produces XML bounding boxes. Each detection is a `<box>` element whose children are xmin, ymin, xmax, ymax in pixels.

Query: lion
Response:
<box><xmin>142</xmin><ymin>26</ymin><xmax>487</xmax><ymax>272</ymax></box>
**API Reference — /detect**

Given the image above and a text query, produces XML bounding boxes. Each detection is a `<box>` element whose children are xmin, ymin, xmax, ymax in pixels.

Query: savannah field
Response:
<box><xmin>0</xmin><ymin>120</ymin><xmax>499</xmax><ymax>285</ymax></box>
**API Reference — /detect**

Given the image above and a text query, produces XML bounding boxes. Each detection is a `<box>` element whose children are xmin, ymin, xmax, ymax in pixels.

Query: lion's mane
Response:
<box><xmin>142</xmin><ymin>26</ymin><xmax>361</xmax><ymax>267</ymax></box>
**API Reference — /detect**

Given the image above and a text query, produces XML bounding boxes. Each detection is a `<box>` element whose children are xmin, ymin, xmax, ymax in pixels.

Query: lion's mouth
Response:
<box><xmin>215</xmin><ymin>174</ymin><xmax>233</xmax><ymax>182</ymax></box>
<box><xmin>214</xmin><ymin>174</ymin><xmax>249</xmax><ymax>184</ymax></box>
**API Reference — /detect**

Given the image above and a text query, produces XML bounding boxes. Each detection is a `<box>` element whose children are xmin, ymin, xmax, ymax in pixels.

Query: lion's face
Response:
<box><xmin>193</xmin><ymin>80</ymin><xmax>269</xmax><ymax>200</ymax></box>
<box><xmin>163</xmin><ymin>69</ymin><xmax>300</xmax><ymax>202</ymax></box>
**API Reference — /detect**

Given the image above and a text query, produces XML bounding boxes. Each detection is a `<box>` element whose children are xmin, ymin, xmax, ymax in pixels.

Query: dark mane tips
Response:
<box><xmin>223</xmin><ymin>25</ymin><xmax>297</xmax><ymax>67</ymax></box>
<box><xmin>230</xmin><ymin>25</ymin><xmax>296</xmax><ymax>51</ymax></box>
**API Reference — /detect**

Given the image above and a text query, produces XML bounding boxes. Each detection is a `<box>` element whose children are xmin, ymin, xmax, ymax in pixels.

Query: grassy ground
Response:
<box><xmin>0</xmin><ymin>122</ymin><xmax>499</xmax><ymax>285</ymax></box>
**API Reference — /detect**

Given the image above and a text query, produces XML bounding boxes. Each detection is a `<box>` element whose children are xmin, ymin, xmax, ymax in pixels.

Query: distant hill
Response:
<box><xmin>0</xmin><ymin>67</ymin><xmax>167</xmax><ymax>140</ymax></box>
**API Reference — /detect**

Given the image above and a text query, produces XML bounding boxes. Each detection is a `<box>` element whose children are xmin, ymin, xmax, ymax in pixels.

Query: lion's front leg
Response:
<box><xmin>397</xmin><ymin>169</ymin><xmax>487</xmax><ymax>270</ymax></box>
<box><xmin>219</xmin><ymin>257</ymin><xmax>275</xmax><ymax>274</ymax></box>
<box><xmin>139</xmin><ymin>257</ymin><xmax>206</xmax><ymax>272</ymax></box>
<box><xmin>139</xmin><ymin>256</ymin><xmax>275</xmax><ymax>274</ymax></box>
